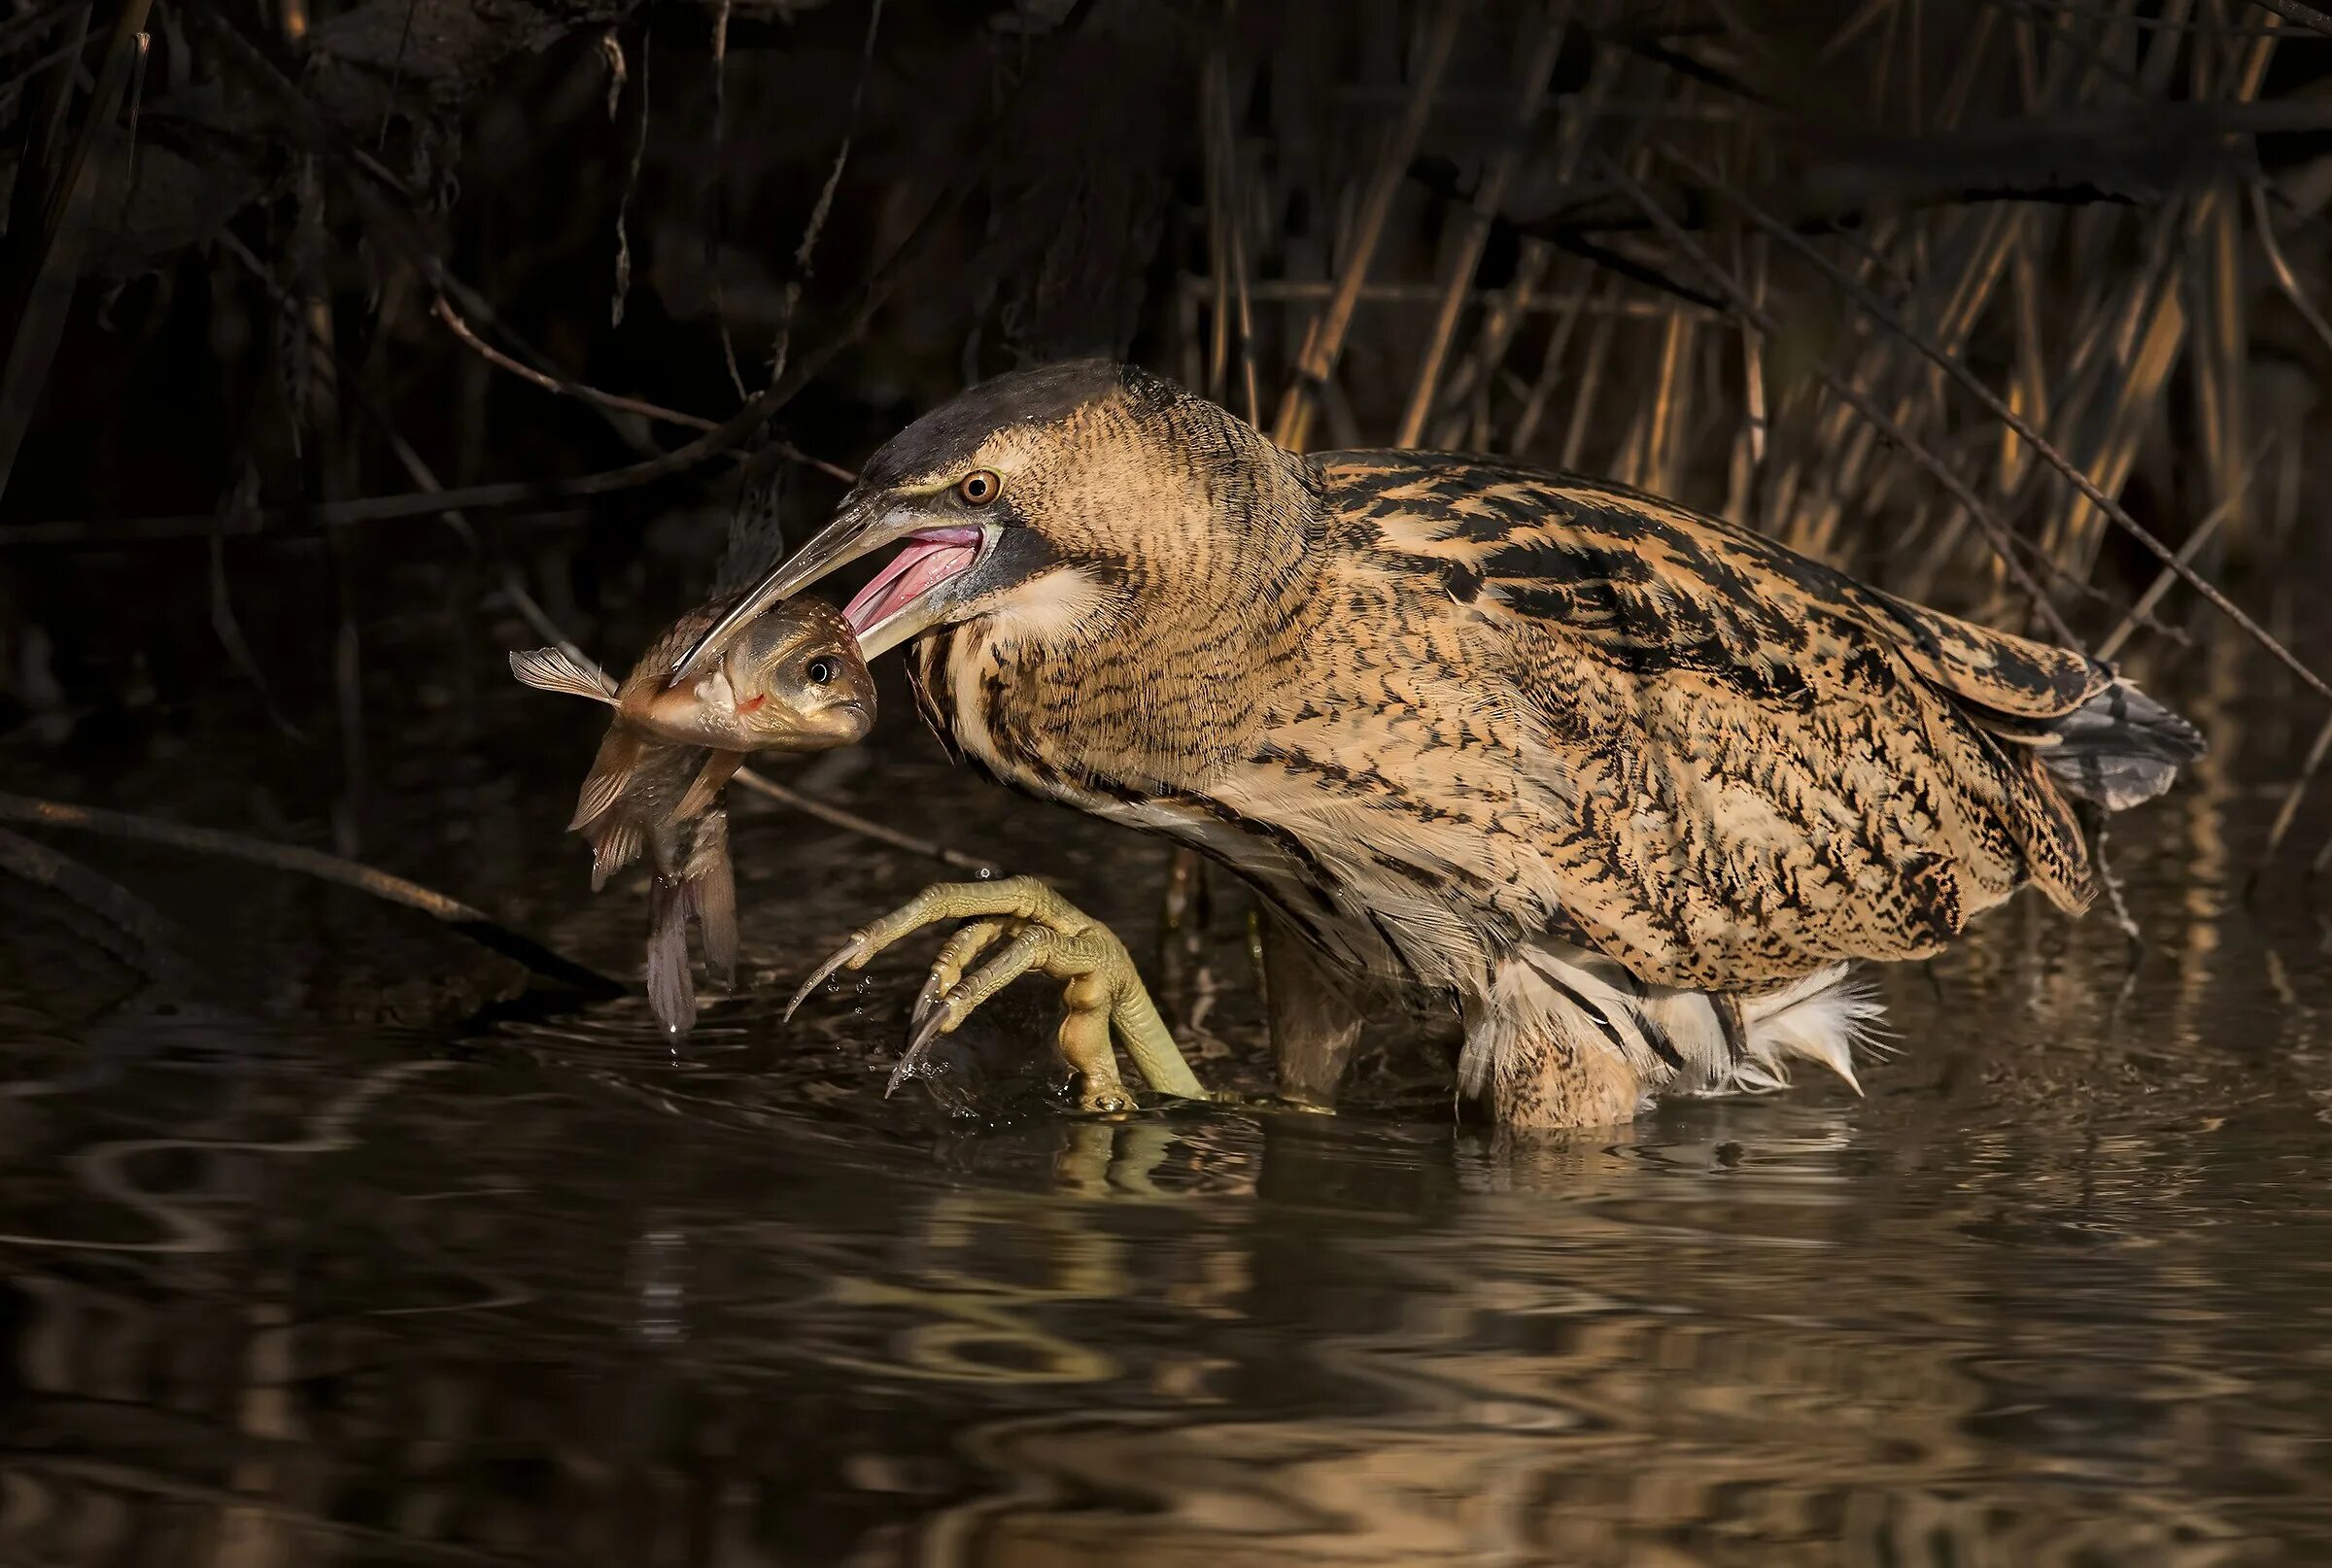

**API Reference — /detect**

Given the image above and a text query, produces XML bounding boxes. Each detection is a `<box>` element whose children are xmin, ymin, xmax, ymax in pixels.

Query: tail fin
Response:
<box><xmin>684</xmin><ymin>808</ymin><xmax>738</xmax><ymax>989</ymax></box>
<box><xmin>645</xmin><ymin>873</ymin><xmax>697</xmax><ymax>1037</ymax></box>
<box><xmin>2043</xmin><ymin>678</ymin><xmax>2206</xmax><ymax>810</ymax></box>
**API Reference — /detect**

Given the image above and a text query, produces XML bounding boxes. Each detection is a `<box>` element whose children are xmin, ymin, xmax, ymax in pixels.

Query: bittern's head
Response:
<box><xmin>674</xmin><ymin>362</ymin><xmax>1304</xmax><ymax>679</ymax></box>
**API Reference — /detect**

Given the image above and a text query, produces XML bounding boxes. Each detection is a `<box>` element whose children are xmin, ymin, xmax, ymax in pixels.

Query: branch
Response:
<box><xmin>1597</xmin><ymin>153</ymin><xmax>2085</xmax><ymax>650</ymax></box>
<box><xmin>0</xmin><ymin>793</ymin><xmax>622</xmax><ymax>996</ymax></box>
<box><xmin>428</xmin><ymin>295</ymin><xmax>857</xmax><ymax>482</ymax></box>
<box><xmin>180</xmin><ymin>4</ymin><xmax>967</xmax><ymax>530</ymax></box>
<box><xmin>2246</xmin><ymin>0</ymin><xmax>2332</xmax><ymax>40</ymax></box>
<box><xmin>1273</xmin><ymin>0</ymin><xmax>1466</xmax><ymax>449</ymax></box>
<box><xmin>1662</xmin><ymin>144</ymin><xmax>2332</xmax><ymax>704</ymax></box>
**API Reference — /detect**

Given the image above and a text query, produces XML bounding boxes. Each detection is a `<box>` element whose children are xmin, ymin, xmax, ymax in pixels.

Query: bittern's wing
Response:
<box><xmin>1326</xmin><ymin>453</ymin><xmax>2103</xmax><ymax>991</ymax></box>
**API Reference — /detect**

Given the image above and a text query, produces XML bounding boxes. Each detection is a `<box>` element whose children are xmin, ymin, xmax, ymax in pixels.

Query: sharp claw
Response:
<box><xmin>783</xmin><ymin>932</ymin><xmax>870</xmax><ymax>1024</ymax></box>
<box><xmin>910</xmin><ymin>971</ymin><xmax>946</xmax><ymax>1029</ymax></box>
<box><xmin>886</xmin><ymin>995</ymin><xmax>958</xmax><ymax>1097</ymax></box>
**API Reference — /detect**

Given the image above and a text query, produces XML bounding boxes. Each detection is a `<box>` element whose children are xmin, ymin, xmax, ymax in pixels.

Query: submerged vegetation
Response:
<box><xmin>3</xmin><ymin>0</ymin><xmax>2332</xmax><ymax>921</ymax></box>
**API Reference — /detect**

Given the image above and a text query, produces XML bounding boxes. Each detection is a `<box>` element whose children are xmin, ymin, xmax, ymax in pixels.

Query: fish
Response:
<box><xmin>509</xmin><ymin>595</ymin><xmax>875</xmax><ymax>1036</ymax></box>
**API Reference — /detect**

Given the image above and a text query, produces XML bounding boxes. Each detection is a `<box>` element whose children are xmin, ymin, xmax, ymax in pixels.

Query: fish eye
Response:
<box><xmin>956</xmin><ymin>469</ymin><xmax>1001</xmax><ymax>506</ymax></box>
<box><xmin>806</xmin><ymin>657</ymin><xmax>840</xmax><ymax>686</ymax></box>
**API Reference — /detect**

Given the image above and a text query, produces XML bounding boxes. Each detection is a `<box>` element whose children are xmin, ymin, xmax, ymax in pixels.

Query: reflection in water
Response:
<box><xmin>4</xmin><ymin>684</ymin><xmax>2332</xmax><ymax>1567</ymax></box>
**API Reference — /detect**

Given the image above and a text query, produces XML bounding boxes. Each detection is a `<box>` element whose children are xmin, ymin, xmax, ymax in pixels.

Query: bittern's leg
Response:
<box><xmin>1156</xmin><ymin>847</ymin><xmax>1210</xmax><ymax>1020</ymax></box>
<box><xmin>1257</xmin><ymin>914</ymin><xmax>1364</xmax><ymax>1106</ymax></box>
<box><xmin>1464</xmin><ymin>957</ymin><xmax>1642</xmax><ymax>1131</ymax></box>
<box><xmin>786</xmin><ymin>877</ymin><xmax>1208</xmax><ymax>1109</ymax></box>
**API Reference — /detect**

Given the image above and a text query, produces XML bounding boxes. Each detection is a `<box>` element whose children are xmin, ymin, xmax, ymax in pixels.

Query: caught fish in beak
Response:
<box><xmin>672</xmin><ymin>485</ymin><xmax>1018</xmax><ymax>678</ymax></box>
<box><xmin>509</xmin><ymin>595</ymin><xmax>875</xmax><ymax>1036</ymax></box>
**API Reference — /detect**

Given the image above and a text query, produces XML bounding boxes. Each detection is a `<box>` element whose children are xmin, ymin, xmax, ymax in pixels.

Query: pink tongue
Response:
<box><xmin>843</xmin><ymin>534</ymin><xmax>978</xmax><ymax>634</ymax></box>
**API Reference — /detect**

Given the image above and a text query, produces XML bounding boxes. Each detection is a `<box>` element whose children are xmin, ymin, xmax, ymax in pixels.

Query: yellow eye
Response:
<box><xmin>957</xmin><ymin>469</ymin><xmax>1001</xmax><ymax>506</ymax></box>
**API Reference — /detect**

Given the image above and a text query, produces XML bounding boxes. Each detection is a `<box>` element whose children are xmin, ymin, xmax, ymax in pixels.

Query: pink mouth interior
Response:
<box><xmin>842</xmin><ymin>528</ymin><xmax>982</xmax><ymax>635</ymax></box>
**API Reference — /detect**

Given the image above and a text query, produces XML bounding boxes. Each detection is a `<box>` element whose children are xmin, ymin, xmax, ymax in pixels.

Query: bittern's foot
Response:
<box><xmin>785</xmin><ymin>876</ymin><xmax>1209</xmax><ymax>1112</ymax></box>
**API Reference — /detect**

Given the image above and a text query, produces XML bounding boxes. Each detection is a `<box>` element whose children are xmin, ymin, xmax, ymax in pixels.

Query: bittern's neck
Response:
<box><xmin>1162</xmin><ymin>403</ymin><xmax>1328</xmax><ymax>642</ymax></box>
<box><xmin>951</xmin><ymin>411</ymin><xmax>1327</xmax><ymax>786</ymax></box>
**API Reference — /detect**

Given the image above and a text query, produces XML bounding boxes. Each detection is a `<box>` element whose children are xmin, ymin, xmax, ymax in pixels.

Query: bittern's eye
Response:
<box><xmin>806</xmin><ymin>657</ymin><xmax>840</xmax><ymax>686</ymax></box>
<box><xmin>956</xmin><ymin>469</ymin><xmax>1001</xmax><ymax>506</ymax></box>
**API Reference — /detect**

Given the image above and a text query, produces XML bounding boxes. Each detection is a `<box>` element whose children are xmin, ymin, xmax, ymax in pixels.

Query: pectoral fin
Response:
<box><xmin>589</xmin><ymin>818</ymin><xmax>644</xmax><ymax>891</ymax></box>
<box><xmin>674</xmin><ymin>751</ymin><xmax>746</xmax><ymax>821</ymax></box>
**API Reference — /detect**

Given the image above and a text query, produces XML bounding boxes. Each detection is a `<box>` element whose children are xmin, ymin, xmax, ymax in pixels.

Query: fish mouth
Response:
<box><xmin>840</xmin><ymin>527</ymin><xmax>985</xmax><ymax>643</ymax></box>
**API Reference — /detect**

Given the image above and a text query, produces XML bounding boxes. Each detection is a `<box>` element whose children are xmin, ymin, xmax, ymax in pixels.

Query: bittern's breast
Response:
<box><xmin>908</xmin><ymin>557</ymin><xmax>1560</xmax><ymax>992</ymax></box>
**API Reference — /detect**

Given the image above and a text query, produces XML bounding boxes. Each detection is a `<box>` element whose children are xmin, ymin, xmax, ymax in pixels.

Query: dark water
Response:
<box><xmin>5</xmin><ymin>656</ymin><xmax>2332</xmax><ymax>1567</ymax></box>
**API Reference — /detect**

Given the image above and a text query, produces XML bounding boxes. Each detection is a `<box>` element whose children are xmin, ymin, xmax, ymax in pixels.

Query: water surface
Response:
<box><xmin>4</xmin><ymin>657</ymin><xmax>2330</xmax><ymax>1567</ymax></box>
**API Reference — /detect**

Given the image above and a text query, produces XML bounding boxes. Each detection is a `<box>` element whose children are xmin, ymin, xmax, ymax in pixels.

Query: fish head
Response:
<box><xmin>621</xmin><ymin>598</ymin><xmax>874</xmax><ymax>751</ymax></box>
<box><xmin>723</xmin><ymin>597</ymin><xmax>876</xmax><ymax>748</ymax></box>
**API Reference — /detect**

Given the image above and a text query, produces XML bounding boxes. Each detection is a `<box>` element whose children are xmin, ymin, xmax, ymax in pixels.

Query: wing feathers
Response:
<box><xmin>1317</xmin><ymin>452</ymin><xmax>2190</xmax><ymax>988</ymax></box>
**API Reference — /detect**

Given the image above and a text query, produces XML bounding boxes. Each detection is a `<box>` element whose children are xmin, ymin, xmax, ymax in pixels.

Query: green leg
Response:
<box><xmin>785</xmin><ymin>876</ymin><xmax>1209</xmax><ymax>1110</ymax></box>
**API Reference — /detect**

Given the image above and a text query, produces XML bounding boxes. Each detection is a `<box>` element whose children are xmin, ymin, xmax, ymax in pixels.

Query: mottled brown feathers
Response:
<box><xmin>865</xmin><ymin>363</ymin><xmax>2197</xmax><ymax>1125</ymax></box>
<box><xmin>1317</xmin><ymin>449</ymin><xmax>2109</xmax><ymax>975</ymax></box>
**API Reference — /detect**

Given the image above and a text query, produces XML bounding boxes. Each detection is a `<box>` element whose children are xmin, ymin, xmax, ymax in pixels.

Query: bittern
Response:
<box><xmin>678</xmin><ymin>362</ymin><xmax>2202</xmax><ymax>1129</ymax></box>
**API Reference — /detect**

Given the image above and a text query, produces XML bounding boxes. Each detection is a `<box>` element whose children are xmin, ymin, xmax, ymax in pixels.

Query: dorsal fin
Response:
<box><xmin>509</xmin><ymin>646</ymin><xmax>619</xmax><ymax>704</ymax></box>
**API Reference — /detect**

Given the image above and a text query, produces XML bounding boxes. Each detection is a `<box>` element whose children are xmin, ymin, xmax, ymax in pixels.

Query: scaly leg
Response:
<box><xmin>1257</xmin><ymin>912</ymin><xmax>1364</xmax><ymax>1106</ymax></box>
<box><xmin>785</xmin><ymin>877</ymin><xmax>1209</xmax><ymax>1111</ymax></box>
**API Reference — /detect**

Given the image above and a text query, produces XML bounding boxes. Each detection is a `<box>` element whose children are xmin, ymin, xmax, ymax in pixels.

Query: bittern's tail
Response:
<box><xmin>2042</xmin><ymin>678</ymin><xmax>2206</xmax><ymax>811</ymax></box>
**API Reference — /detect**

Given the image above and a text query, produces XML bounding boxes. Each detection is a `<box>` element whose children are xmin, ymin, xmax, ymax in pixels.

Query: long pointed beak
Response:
<box><xmin>673</xmin><ymin>496</ymin><xmax>895</xmax><ymax>679</ymax></box>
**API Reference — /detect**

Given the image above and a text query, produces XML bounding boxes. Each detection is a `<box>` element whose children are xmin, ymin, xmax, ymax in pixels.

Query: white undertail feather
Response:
<box><xmin>1464</xmin><ymin>946</ymin><xmax>1886</xmax><ymax>1104</ymax></box>
<box><xmin>1727</xmin><ymin>965</ymin><xmax>1888</xmax><ymax>1094</ymax></box>
<box><xmin>1632</xmin><ymin>983</ymin><xmax>1737</xmax><ymax>1091</ymax></box>
<box><xmin>1459</xmin><ymin>955</ymin><xmax>1621</xmax><ymax>1100</ymax></box>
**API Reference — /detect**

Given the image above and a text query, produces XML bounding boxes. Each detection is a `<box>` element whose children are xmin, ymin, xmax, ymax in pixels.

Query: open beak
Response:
<box><xmin>674</xmin><ymin>498</ymin><xmax>988</xmax><ymax>679</ymax></box>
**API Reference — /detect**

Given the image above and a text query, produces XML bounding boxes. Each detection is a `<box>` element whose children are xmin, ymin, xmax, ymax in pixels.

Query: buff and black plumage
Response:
<box><xmin>683</xmin><ymin>361</ymin><xmax>2203</xmax><ymax>1129</ymax></box>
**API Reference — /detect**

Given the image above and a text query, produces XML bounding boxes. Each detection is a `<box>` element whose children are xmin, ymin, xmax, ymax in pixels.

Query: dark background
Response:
<box><xmin>4</xmin><ymin>0</ymin><xmax>2331</xmax><ymax>1003</ymax></box>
